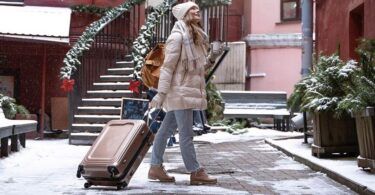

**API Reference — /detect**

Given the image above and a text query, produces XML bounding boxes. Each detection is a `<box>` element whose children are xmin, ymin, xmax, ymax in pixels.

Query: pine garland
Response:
<box><xmin>60</xmin><ymin>0</ymin><xmax>146</xmax><ymax>80</ymax></box>
<box><xmin>132</xmin><ymin>0</ymin><xmax>174</xmax><ymax>79</ymax></box>
<box><xmin>71</xmin><ymin>5</ymin><xmax>112</xmax><ymax>16</ymax></box>
<box><xmin>61</xmin><ymin>0</ymin><xmax>231</xmax><ymax>80</ymax></box>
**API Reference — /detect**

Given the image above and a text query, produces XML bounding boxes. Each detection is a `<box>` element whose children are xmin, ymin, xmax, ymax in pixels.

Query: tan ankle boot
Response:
<box><xmin>148</xmin><ymin>164</ymin><xmax>175</xmax><ymax>182</ymax></box>
<box><xmin>190</xmin><ymin>168</ymin><xmax>217</xmax><ymax>185</ymax></box>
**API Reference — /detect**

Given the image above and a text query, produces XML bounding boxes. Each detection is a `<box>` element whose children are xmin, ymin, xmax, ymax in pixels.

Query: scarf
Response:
<box><xmin>173</xmin><ymin>21</ymin><xmax>208</xmax><ymax>72</ymax></box>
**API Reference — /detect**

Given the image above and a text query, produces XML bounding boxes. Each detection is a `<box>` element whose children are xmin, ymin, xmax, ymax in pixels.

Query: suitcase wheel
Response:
<box><xmin>117</xmin><ymin>182</ymin><xmax>127</xmax><ymax>190</ymax></box>
<box><xmin>77</xmin><ymin>165</ymin><xmax>84</xmax><ymax>178</ymax></box>
<box><xmin>84</xmin><ymin>182</ymin><xmax>92</xmax><ymax>189</ymax></box>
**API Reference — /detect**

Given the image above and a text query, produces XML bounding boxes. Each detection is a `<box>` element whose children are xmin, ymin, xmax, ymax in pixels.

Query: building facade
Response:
<box><xmin>243</xmin><ymin>0</ymin><xmax>304</xmax><ymax>96</ymax></box>
<box><xmin>315</xmin><ymin>0</ymin><xmax>375</xmax><ymax>60</ymax></box>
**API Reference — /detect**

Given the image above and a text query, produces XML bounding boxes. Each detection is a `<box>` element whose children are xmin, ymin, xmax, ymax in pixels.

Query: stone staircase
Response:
<box><xmin>69</xmin><ymin>57</ymin><xmax>137</xmax><ymax>145</ymax></box>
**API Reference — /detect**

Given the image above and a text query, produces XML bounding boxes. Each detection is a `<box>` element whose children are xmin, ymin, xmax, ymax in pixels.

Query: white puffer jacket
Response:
<box><xmin>157</xmin><ymin>26</ymin><xmax>212</xmax><ymax>112</ymax></box>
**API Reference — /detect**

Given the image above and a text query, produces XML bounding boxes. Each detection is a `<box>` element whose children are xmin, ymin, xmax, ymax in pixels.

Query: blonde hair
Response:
<box><xmin>183</xmin><ymin>12</ymin><xmax>205</xmax><ymax>45</ymax></box>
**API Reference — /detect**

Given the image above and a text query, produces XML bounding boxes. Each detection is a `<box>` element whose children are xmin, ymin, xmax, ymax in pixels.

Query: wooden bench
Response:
<box><xmin>0</xmin><ymin>107</ymin><xmax>37</xmax><ymax>157</ymax></box>
<box><xmin>220</xmin><ymin>90</ymin><xmax>291</xmax><ymax>131</ymax></box>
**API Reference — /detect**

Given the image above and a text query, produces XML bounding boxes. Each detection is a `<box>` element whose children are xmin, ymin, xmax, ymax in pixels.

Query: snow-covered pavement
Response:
<box><xmin>0</xmin><ymin>128</ymin><xmax>361</xmax><ymax>194</ymax></box>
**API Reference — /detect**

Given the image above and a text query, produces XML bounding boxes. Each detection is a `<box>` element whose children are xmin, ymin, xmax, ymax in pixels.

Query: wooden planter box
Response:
<box><xmin>312</xmin><ymin>111</ymin><xmax>358</xmax><ymax>158</ymax></box>
<box><xmin>354</xmin><ymin>107</ymin><xmax>375</xmax><ymax>173</ymax></box>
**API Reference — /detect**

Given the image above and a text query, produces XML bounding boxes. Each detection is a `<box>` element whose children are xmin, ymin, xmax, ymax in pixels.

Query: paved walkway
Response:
<box><xmin>155</xmin><ymin>138</ymin><xmax>356</xmax><ymax>194</ymax></box>
<box><xmin>0</xmin><ymin>130</ymin><xmax>357</xmax><ymax>194</ymax></box>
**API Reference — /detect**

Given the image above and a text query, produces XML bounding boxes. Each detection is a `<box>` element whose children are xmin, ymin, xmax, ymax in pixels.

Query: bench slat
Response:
<box><xmin>220</xmin><ymin>91</ymin><xmax>291</xmax><ymax>131</ymax></box>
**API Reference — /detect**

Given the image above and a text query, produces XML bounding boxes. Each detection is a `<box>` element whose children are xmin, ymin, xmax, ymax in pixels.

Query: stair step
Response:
<box><xmin>71</xmin><ymin>123</ymin><xmax>105</xmax><ymax>132</ymax></box>
<box><xmin>86</xmin><ymin>90</ymin><xmax>133</xmax><ymax>98</ymax></box>
<box><xmin>77</xmin><ymin>106</ymin><xmax>121</xmax><ymax>115</ymax></box>
<box><xmin>92</xmin><ymin>82</ymin><xmax>129</xmax><ymax>90</ymax></box>
<box><xmin>100</xmin><ymin>75</ymin><xmax>133</xmax><ymax>82</ymax></box>
<box><xmin>81</xmin><ymin>98</ymin><xmax>122</xmax><ymax>106</ymax></box>
<box><xmin>124</xmin><ymin>55</ymin><xmax>132</xmax><ymax>61</ymax></box>
<box><xmin>74</xmin><ymin>114</ymin><xmax>120</xmax><ymax>123</ymax></box>
<box><xmin>69</xmin><ymin>132</ymin><xmax>99</xmax><ymax>145</ymax></box>
<box><xmin>107</xmin><ymin>67</ymin><xmax>134</xmax><ymax>75</ymax></box>
<box><xmin>114</xmin><ymin>60</ymin><xmax>134</xmax><ymax>68</ymax></box>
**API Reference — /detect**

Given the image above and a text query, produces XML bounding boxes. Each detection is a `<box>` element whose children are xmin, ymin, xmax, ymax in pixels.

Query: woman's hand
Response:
<box><xmin>208</xmin><ymin>42</ymin><xmax>224</xmax><ymax>63</ymax></box>
<box><xmin>150</xmin><ymin>93</ymin><xmax>166</xmax><ymax>108</ymax></box>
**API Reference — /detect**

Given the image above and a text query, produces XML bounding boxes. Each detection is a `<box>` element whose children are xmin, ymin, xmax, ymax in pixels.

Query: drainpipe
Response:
<box><xmin>301</xmin><ymin>0</ymin><xmax>313</xmax><ymax>143</ymax></box>
<box><xmin>301</xmin><ymin>0</ymin><xmax>313</xmax><ymax>77</ymax></box>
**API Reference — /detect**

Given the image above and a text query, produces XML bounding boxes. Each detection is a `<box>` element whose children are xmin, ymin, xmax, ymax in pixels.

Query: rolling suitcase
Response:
<box><xmin>76</xmin><ymin>119</ymin><xmax>154</xmax><ymax>190</ymax></box>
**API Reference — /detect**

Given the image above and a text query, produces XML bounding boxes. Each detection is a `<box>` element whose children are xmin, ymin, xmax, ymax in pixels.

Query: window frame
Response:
<box><xmin>280</xmin><ymin>0</ymin><xmax>301</xmax><ymax>22</ymax></box>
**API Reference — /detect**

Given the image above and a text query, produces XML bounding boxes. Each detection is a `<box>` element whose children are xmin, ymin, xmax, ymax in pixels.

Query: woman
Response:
<box><xmin>148</xmin><ymin>1</ymin><xmax>221</xmax><ymax>185</ymax></box>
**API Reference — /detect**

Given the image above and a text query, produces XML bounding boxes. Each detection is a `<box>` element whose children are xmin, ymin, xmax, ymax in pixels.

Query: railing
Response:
<box><xmin>69</xmin><ymin>4</ymin><xmax>143</xmax><ymax>129</ymax></box>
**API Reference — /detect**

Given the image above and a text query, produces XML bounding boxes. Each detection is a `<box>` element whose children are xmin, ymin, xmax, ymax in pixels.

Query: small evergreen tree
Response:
<box><xmin>288</xmin><ymin>54</ymin><xmax>358</xmax><ymax>118</ymax></box>
<box><xmin>338</xmin><ymin>39</ymin><xmax>375</xmax><ymax>113</ymax></box>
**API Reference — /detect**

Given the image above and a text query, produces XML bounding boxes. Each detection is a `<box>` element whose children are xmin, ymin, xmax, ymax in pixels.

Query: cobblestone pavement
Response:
<box><xmin>145</xmin><ymin>138</ymin><xmax>357</xmax><ymax>195</ymax></box>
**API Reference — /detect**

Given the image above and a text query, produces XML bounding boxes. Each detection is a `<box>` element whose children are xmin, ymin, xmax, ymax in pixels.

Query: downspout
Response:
<box><xmin>245</xmin><ymin>0</ymin><xmax>252</xmax><ymax>90</ymax></box>
<box><xmin>301</xmin><ymin>0</ymin><xmax>313</xmax><ymax>77</ymax></box>
<box><xmin>301</xmin><ymin>0</ymin><xmax>313</xmax><ymax>143</ymax></box>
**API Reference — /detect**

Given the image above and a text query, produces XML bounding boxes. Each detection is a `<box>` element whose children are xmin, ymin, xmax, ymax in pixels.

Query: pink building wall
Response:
<box><xmin>250</xmin><ymin>48</ymin><xmax>301</xmax><ymax>93</ymax></box>
<box><xmin>246</xmin><ymin>0</ymin><xmax>303</xmax><ymax>96</ymax></box>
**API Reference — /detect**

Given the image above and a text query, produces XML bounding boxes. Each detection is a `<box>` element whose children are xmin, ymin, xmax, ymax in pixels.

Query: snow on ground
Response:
<box><xmin>271</xmin><ymin>177</ymin><xmax>350</xmax><ymax>195</ymax></box>
<box><xmin>267</xmin><ymin>137</ymin><xmax>375</xmax><ymax>192</ymax></box>
<box><xmin>193</xmin><ymin>127</ymin><xmax>302</xmax><ymax>144</ymax></box>
<box><xmin>0</xmin><ymin>128</ymin><xmax>368</xmax><ymax>194</ymax></box>
<box><xmin>264</xmin><ymin>157</ymin><xmax>308</xmax><ymax>171</ymax></box>
<box><xmin>0</xmin><ymin>139</ymin><xmax>247</xmax><ymax>195</ymax></box>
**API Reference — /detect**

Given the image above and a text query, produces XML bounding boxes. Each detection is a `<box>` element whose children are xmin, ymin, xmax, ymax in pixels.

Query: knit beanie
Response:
<box><xmin>172</xmin><ymin>1</ymin><xmax>198</xmax><ymax>20</ymax></box>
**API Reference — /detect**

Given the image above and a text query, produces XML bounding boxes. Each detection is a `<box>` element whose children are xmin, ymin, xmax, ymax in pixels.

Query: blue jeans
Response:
<box><xmin>150</xmin><ymin>109</ymin><xmax>200</xmax><ymax>172</ymax></box>
<box><xmin>193</xmin><ymin>110</ymin><xmax>206</xmax><ymax>128</ymax></box>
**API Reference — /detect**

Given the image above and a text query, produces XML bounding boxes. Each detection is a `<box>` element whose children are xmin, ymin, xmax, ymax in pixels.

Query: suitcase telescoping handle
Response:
<box><xmin>144</xmin><ymin>107</ymin><xmax>163</xmax><ymax>128</ymax></box>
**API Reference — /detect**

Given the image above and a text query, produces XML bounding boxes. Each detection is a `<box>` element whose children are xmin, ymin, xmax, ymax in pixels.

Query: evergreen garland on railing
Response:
<box><xmin>131</xmin><ymin>0</ymin><xmax>174</xmax><ymax>80</ymax></box>
<box><xmin>59</xmin><ymin>0</ymin><xmax>146</xmax><ymax>91</ymax></box>
<box><xmin>71</xmin><ymin>5</ymin><xmax>112</xmax><ymax>16</ymax></box>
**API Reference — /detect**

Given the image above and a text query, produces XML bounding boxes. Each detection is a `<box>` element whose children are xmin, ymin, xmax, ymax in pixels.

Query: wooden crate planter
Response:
<box><xmin>312</xmin><ymin>111</ymin><xmax>359</xmax><ymax>158</ymax></box>
<box><xmin>354</xmin><ymin>107</ymin><xmax>375</xmax><ymax>173</ymax></box>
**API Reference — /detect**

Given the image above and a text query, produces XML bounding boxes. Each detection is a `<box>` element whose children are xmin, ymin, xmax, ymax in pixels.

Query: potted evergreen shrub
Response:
<box><xmin>339</xmin><ymin>39</ymin><xmax>375</xmax><ymax>172</ymax></box>
<box><xmin>0</xmin><ymin>93</ymin><xmax>30</xmax><ymax>119</ymax></box>
<box><xmin>288</xmin><ymin>54</ymin><xmax>359</xmax><ymax>158</ymax></box>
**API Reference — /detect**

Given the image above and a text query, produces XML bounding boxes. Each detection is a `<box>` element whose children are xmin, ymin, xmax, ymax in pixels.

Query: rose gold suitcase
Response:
<box><xmin>76</xmin><ymin>119</ymin><xmax>154</xmax><ymax>190</ymax></box>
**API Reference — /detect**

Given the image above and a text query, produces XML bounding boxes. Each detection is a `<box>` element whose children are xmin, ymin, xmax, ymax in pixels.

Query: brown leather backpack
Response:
<box><xmin>141</xmin><ymin>43</ymin><xmax>165</xmax><ymax>89</ymax></box>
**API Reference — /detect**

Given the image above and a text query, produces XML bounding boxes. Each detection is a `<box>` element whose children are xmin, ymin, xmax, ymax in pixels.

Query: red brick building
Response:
<box><xmin>316</xmin><ymin>0</ymin><xmax>375</xmax><ymax>60</ymax></box>
<box><xmin>0</xmin><ymin>0</ymin><xmax>135</xmax><ymax>135</ymax></box>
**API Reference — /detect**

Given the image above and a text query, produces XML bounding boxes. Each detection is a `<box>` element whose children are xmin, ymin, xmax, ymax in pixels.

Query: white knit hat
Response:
<box><xmin>172</xmin><ymin>1</ymin><xmax>198</xmax><ymax>20</ymax></box>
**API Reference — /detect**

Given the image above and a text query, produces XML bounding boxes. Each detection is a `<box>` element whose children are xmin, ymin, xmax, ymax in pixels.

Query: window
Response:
<box><xmin>281</xmin><ymin>0</ymin><xmax>301</xmax><ymax>21</ymax></box>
